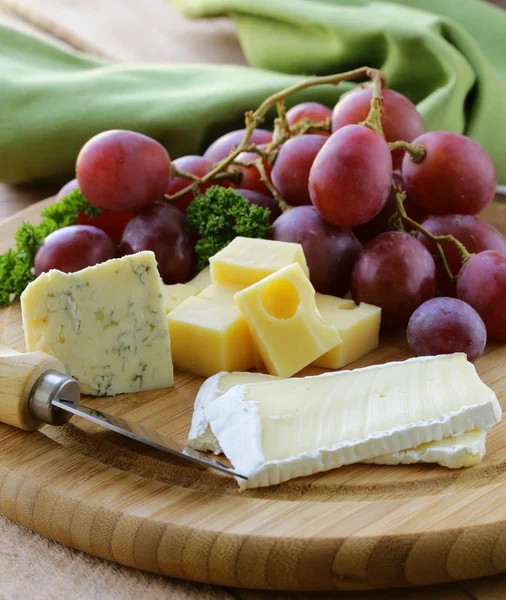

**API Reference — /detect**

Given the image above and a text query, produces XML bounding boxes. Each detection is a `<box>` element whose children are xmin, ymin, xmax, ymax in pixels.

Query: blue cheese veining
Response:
<box><xmin>21</xmin><ymin>251</ymin><xmax>174</xmax><ymax>396</ymax></box>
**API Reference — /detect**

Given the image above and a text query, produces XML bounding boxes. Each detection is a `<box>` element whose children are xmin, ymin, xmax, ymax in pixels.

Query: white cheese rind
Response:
<box><xmin>189</xmin><ymin>371</ymin><xmax>489</xmax><ymax>467</ymax></box>
<box><xmin>21</xmin><ymin>251</ymin><xmax>174</xmax><ymax>396</ymax></box>
<box><xmin>188</xmin><ymin>371</ymin><xmax>279</xmax><ymax>453</ymax></box>
<box><xmin>205</xmin><ymin>355</ymin><xmax>501</xmax><ymax>489</ymax></box>
<box><xmin>365</xmin><ymin>429</ymin><xmax>487</xmax><ymax>468</ymax></box>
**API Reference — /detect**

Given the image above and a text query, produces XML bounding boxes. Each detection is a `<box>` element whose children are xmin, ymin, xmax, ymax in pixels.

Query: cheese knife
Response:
<box><xmin>0</xmin><ymin>345</ymin><xmax>246</xmax><ymax>480</ymax></box>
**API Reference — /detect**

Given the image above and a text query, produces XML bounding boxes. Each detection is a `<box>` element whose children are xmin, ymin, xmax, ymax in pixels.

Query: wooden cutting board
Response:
<box><xmin>1</xmin><ymin>199</ymin><xmax>506</xmax><ymax>592</ymax></box>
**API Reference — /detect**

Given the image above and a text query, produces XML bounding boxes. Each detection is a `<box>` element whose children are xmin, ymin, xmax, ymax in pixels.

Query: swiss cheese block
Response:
<box><xmin>234</xmin><ymin>263</ymin><xmax>340</xmax><ymax>377</ymax></box>
<box><xmin>189</xmin><ymin>371</ymin><xmax>488</xmax><ymax>467</ymax></box>
<box><xmin>312</xmin><ymin>295</ymin><xmax>381</xmax><ymax>369</ymax></box>
<box><xmin>167</xmin><ymin>283</ymin><xmax>256</xmax><ymax>377</ymax></box>
<box><xmin>21</xmin><ymin>251</ymin><xmax>173</xmax><ymax>396</ymax></box>
<box><xmin>205</xmin><ymin>354</ymin><xmax>501</xmax><ymax>489</ymax></box>
<box><xmin>188</xmin><ymin>266</ymin><xmax>211</xmax><ymax>292</ymax></box>
<box><xmin>210</xmin><ymin>236</ymin><xmax>309</xmax><ymax>286</ymax></box>
<box><xmin>161</xmin><ymin>283</ymin><xmax>199</xmax><ymax>314</ymax></box>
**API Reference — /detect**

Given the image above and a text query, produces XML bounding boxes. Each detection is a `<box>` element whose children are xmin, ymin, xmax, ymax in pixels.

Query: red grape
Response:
<box><xmin>76</xmin><ymin>130</ymin><xmax>171</xmax><ymax>212</ymax></box>
<box><xmin>34</xmin><ymin>225</ymin><xmax>117</xmax><ymax>275</ymax></box>
<box><xmin>203</xmin><ymin>129</ymin><xmax>273</xmax><ymax>162</ymax></box>
<box><xmin>234</xmin><ymin>147</ymin><xmax>272</xmax><ymax>196</ymax></box>
<box><xmin>309</xmin><ymin>125</ymin><xmax>392</xmax><ymax>227</ymax></box>
<box><xmin>76</xmin><ymin>210</ymin><xmax>133</xmax><ymax>245</ymax></box>
<box><xmin>234</xmin><ymin>189</ymin><xmax>282</xmax><ymax>224</ymax></box>
<box><xmin>457</xmin><ymin>251</ymin><xmax>506</xmax><ymax>340</ymax></box>
<box><xmin>418</xmin><ymin>215</ymin><xmax>506</xmax><ymax>295</ymax></box>
<box><xmin>120</xmin><ymin>203</ymin><xmax>196</xmax><ymax>284</ymax></box>
<box><xmin>286</xmin><ymin>102</ymin><xmax>332</xmax><ymax>136</ymax></box>
<box><xmin>168</xmin><ymin>155</ymin><xmax>217</xmax><ymax>213</ymax></box>
<box><xmin>332</xmin><ymin>88</ymin><xmax>424</xmax><ymax>169</ymax></box>
<box><xmin>402</xmin><ymin>132</ymin><xmax>497</xmax><ymax>215</ymax></box>
<box><xmin>407</xmin><ymin>297</ymin><xmax>486</xmax><ymax>363</ymax></box>
<box><xmin>57</xmin><ymin>179</ymin><xmax>133</xmax><ymax>244</ymax></box>
<box><xmin>272</xmin><ymin>205</ymin><xmax>361</xmax><ymax>296</ymax></box>
<box><xmin>353</xmin><ymin>174</ymin><xmax>428</xmax><ymax>244</ymax></box>
<box><xmin>57</xmin><ymin>178</ymin><xmax>79</xmax><ymax>200</ymax></box>
<box><xmin>351</xmin><ymin>231</ymin><xmax>436</xmax><ymax>329</ymax></box>
<box><xmin>271</xmin><ymin>135</ymin><xmax>327</xmax><ymax>206</ymax></box>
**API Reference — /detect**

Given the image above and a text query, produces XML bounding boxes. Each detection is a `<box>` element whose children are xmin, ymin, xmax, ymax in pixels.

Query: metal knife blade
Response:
<box><xmin>52</xmin><ymin>399</ymin><xmax>247</xmax><ymax>480</ymax></box>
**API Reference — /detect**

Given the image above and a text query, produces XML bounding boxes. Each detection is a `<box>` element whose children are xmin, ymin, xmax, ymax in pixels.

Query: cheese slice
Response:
<box><xmin>21</xmin><ymin>251</ymin><xmax>173</xmax><ymax>396</ymax></box>
<box><xmin>188</xmin><ymin>371</ymin><xmax>282</xmax><ymax>453</ymax></box>
<box><xmin>364</xmin><ymin>429</ymin><xmax>487</xmax><ymax>468</ymax></box>
<box><xmin>162</xmin><ymin>283</ymin><xmax>199</xmax><ymax>314</ymax></box>
<box><xmin>189</xmin><ymin>371</ymin><xmax>488</xmax><ymax>466</ymax></box>
<box><xmin>189</xmin><ymin>266</ymin><xmax>211</xmax><ymax>292</ymax></box>
<box><xmin>205</xmin><ymin>354</ymin><xmax>501</xmax><ymax>489</ymax></box>
<box><xmin>210</xmin><ymin>236</ymin><xmax>309</xmax><ymax>287</ymax></box>
<box><xmin>234</xmin><ymin>263</ymin><xmax>341</xmax><ymax>377</ymax></box>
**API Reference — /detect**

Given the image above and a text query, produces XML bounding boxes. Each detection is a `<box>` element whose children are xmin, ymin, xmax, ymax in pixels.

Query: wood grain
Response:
<box><xmin>1</xmin><ymin>200</ymin><xmax>506</xmax><ymax>591</ymax></box>
<box><xmin>0</xmin><ymin>0</ymin><xmax>247</xmax><ymax>64</ymax></box>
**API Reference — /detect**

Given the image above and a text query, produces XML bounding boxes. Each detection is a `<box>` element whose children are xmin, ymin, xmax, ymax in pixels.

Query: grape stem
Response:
<box><xmin>164</xmin><ymin>66</ymin><xmax>386</xmax><ymax>208</ymax></box>
<box><xmin>392</xmin><ymin>182</ymin><xmax>473</xmax><ymax>283</ymax></box>
<box><xmin>360</xmin><ymin>71</ymin><xmax>385</xmax><ymax>138</ymax></box>
<box><xmin>389</xmin><ymin>140</ymin><xmax>425</xmax><ymax>162</ymax></box>
<box><xmin>170</xmin><ymin>165</ymin><xmax>242</xmax><ymax>184</ymax></box>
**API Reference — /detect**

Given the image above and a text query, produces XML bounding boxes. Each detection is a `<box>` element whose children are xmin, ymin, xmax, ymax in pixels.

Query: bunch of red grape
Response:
<box><xmin>37</xmin><ymin>77</ymin><xmax>505</xmax><ymax>364</ymax></box>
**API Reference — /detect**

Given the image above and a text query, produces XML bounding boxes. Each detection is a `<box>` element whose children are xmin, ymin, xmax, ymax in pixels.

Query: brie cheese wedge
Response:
<box><xmin>364</xmin><ymin>429</ymin><xmax>487</xmax><ymax>468</ymax></box>
<box><xmin>205</xmin><ymin>354</ymin><xmax>501</xmax><ymax>489</ymax></box>
<box><xmin>188</xmin><ymin>371</ymin><xmax>488</xmax><ymax>467</ymax></box>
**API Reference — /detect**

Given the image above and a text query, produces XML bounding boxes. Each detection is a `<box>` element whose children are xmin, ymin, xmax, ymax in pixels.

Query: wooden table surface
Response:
<box><xmin>0</xmin><ymin>1</ymin><xmax>505</xmax><ymax>598</ymax></box>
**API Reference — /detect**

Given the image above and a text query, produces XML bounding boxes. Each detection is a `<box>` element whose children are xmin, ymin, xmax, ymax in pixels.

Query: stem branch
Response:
<box><xmin>392</xmin><ymin>182</ymin><xmax>473</xmax><ymax>282</ymax></box>
<box><xmin>389</xmin><ymin>141</ymin><xmax>426</xmax><ymax>162</ymax></box>
<box><xmin>165</xmin><ymin>66</ymin><xmax>385</xmax><ymax>202</ymax></box>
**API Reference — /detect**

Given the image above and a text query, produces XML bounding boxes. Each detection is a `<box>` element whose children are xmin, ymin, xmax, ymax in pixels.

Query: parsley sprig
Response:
<box><xmin>186</xmin><ymin>186</ymin><xmax>271</xmax><ymax>270</ymax></box>
<box><xmin>0</xmin><ymin>189</ymin><xmax>100</xmax><ymax>306</ymax></box>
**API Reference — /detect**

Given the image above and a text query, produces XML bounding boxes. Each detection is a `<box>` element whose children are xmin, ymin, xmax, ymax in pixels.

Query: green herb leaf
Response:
<box><xmin>186</xmin><ymin>186</ymin><xmax>271</xmax><ymax>270</ymax></box>
<box><xmin>0</xmin><ymin>189</ymin><xmax>101</xmax><ymax>306</ymax></box>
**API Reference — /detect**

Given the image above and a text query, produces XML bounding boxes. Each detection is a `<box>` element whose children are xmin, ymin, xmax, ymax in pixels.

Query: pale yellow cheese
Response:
<box><xmin>167</xmin><ymin>286</ymin><xmax>256</xmax><ymax>378</ymax></box>
<box><xmin>199</xmin><ymin>282</ymin><xmax>245</xmax><ymax>303</ymax></box>
<box><xmin>312</xmin><ymin>295</ymin><xmax>381</xmax><ymax>370</ymax></box>
<box><xmin>210</xmin><ymin>236</ymin><xmax>309</xmax><ymax>287</ymax></box>
<box><xmin>234</xmin><ymin>263</ymin><xmax>341</xmax><ymax>378</ymax></box>
<box><xmin>189</xmin><ymin>266</ymin><xmax>211</xmax><ymax>292</ymax></box>
<box><xmin>161</xmin><ymin>283</ymin><xmax>199</xmax><ymax>314</ymax></box>
<box><xmin>21</xmin><ymin>251</ymin><xmax>173</xmax><ymax>396</ymax></box>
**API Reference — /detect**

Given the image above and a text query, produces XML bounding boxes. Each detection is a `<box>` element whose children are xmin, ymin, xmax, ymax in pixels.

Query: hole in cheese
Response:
<box><xmin>261</xmin><ymin>278</ymin><xmax>300</xmax><ymax>320</ymax></box>
<box><xmin>336</xmin><ymin>300</ymin><xmax>360</xmax><ymax>311</ymax></box>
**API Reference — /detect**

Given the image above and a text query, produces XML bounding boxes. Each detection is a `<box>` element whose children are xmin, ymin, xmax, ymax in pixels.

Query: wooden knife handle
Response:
<box><xmin>0</xmin><ymin>345</ymin><xmax>66</xmax><ymax>431</ymax></box>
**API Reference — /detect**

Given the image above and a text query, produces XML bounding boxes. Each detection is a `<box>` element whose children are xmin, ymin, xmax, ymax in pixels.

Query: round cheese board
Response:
<box><xmin>1</xmin><ymin>198</ymin><xmax>506</xmax><ymax>592</ymax></box>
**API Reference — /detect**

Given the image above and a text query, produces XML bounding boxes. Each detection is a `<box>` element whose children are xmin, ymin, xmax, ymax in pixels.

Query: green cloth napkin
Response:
<box><xmin>0</xmin><ymin>0</ymin><xmax>505</xmax><ymax>187</ymax></box>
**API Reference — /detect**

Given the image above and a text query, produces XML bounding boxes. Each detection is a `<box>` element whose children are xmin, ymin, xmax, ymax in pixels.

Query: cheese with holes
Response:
<box><xmin>167</xmin><ymin>282</ymin><xmax>256</xmax><ymax>377</ymax></box>
<box><xmin>210</xmin><ymin>236</ymin><xmax>309</xmax><ymax>287</ymax></box>
<box><xmin>21</xmin><ymin>251</ymin><xmax>173</xmax><ymax>396</ymax></box>
<box><xmin>234</xmin><ymin>263</ymin><xmax>340</xmax><ymax>377</ymax></box>
<box><xmin>189</xmin><ymin>371</ymin><xmax>488</xmax><ymax>466</ymax></box>
<box><xmin>312</xmin><ymin>295</ymin><xmax>381</xmax><ymax>369</ymax></box>
<box><xmin>162</xmin><ymin>283</ymin><xmax>199</xmax><ymax>314</ymax></box>
<box><xmin>189</xmin><ymin>266</ymin><xmax>211</xmax><ymax>292</ymax></box>
<box><xmin>205</xmin><ymin>354</ymin><xmax>501</xmax><ymax>489</ymax></box>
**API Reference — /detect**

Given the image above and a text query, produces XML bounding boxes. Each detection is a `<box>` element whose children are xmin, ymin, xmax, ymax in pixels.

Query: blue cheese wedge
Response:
<box><xmin>205</xmin><ymin>354</ymin><xmax>501</xmax><ymax>489</ymax></box>
<box><xmin>21</xmin><ymin>251</ymin><xmax>173</xmax><ymax>396</ymax></box>
<box><xmin>189</xmin><ymin>371</ymin><xmax>489</xmax><ymax>467</ymax></box>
